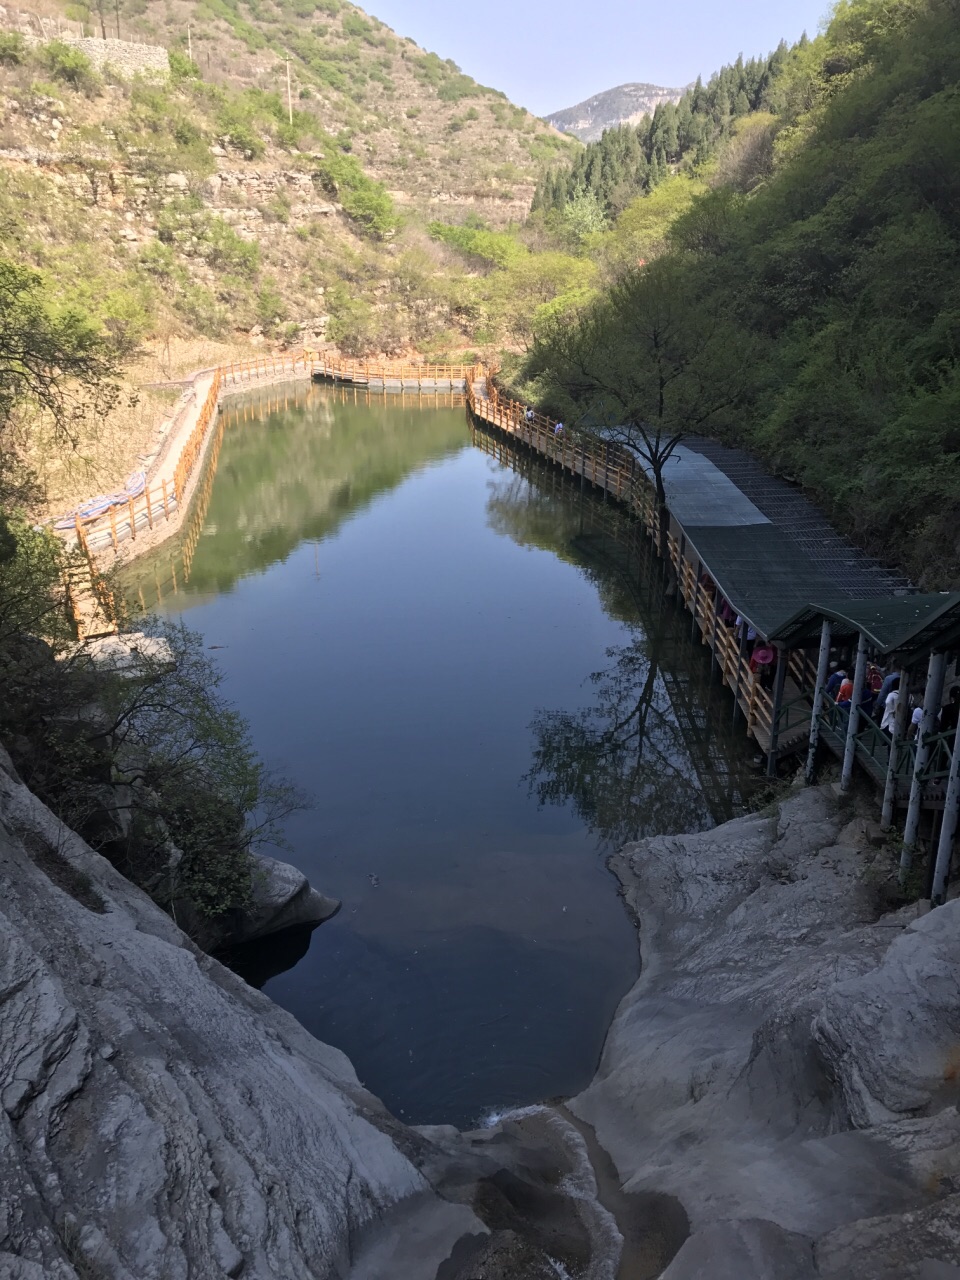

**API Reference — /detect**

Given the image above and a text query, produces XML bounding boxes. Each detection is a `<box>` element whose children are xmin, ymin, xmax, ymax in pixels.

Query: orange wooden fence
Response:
<box><xmin>72</xmin><ymin>352</ymin><xmax>479</xmax><ymax>558</ymax></box>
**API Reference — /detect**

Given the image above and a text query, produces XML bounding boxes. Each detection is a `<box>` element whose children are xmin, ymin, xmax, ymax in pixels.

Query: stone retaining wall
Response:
<box><xmin>0</xmin><ymin>6</ymin><xmax>168</xmax><ymax>77</ymax></box>
<box><xmin>22</xmin><ymin>31</ymin><xmax>169</xmax><ymax>77</ymax></box>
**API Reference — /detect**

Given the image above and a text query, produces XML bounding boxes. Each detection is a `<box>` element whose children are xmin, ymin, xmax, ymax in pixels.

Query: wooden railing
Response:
<box><xmin>467</xmin><ymin>377</ymin><xmax>822</xmax><ymax>759</ymax></box>
<box><xmin>312</xmin><ymin>355</ymin><xmax>474</xmax><ymax>387</ymax></box>
<box><xmin>72</xmin><ymin>352</ymin><xmax>479</xmax><ymax>558</ymax></box>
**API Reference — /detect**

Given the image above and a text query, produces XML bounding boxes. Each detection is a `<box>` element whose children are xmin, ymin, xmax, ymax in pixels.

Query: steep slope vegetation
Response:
<box><xmin>8</xmin><ymin>0</ymin><xmax>574</xmax><ymax>212</ymax></box>
<box><xmin>527</xmin><ymin>0</ymin><xmax>960</xmax><ymax>586</ymax></box>
<box><xmin>0</xmin><ymin>0</ymin><xmax>579</xmax><ymax>510</ymax></box>
<box><xmin>534</xmin><ymin>42</ymin><xmax>795</xmax><ymax>217</ymax></box>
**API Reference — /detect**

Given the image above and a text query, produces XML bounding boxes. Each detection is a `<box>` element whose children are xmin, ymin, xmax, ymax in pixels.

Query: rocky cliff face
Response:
<box><xmin>0</xmin><ymin>745</ymin><xmax>626</xmax><ymax>1279</ymax></box>
<box><xmin>546</xmin><ymin>83</ymin><xmax>685</xmax><ymax>142</ymax></box>
<box><xmin>570</xmin><ymin>787</ymin><xmax>960</xmax><ymax>1278</ymax></box>
<box><xmin>0</xmin><ymin>744</ymin><xmax>432</xmax><ymax>1278</ymax></box>
<box><xmin>5</xmin><ymin>738</ymin><xmax>960</xmax><ymax>1278</ymax></box>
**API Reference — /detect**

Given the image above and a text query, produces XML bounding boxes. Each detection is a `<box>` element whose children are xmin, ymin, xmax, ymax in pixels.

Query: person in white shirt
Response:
<box><xmin>910</xmin><ymin>705</ymin><xmax>924</xmax><ymax>738</ymax></box>
<box><xmin>881</xmin><ymin>688</ymin><xmax>899</xmax><ymax>733</ymax></box>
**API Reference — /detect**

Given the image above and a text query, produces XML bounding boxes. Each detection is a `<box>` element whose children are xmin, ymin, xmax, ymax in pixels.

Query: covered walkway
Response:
<box><xmin>470</xmin><ymin>382</ymin><xmax>960</xmax><ymax>833</ymax></box>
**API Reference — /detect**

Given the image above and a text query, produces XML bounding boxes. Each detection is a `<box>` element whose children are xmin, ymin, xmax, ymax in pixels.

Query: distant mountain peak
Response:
<box><xmin>546</xmin><ymin>82</ymin><xmax>686</xmax><ymax>142</ymax></box>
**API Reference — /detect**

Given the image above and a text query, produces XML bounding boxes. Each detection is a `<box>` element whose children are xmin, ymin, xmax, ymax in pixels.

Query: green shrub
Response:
<box><xmin>178</xmin><ymin>281</ymin><xmax>228</xmax><ymax>335</ymax></box>
<box><xmin>139</xmin><ymin>241</ymin><xmax>176</xmax><ymax>278</ymax></box>
<box><xmin>30</xmin><ymin>79</ymin><xmax>61</xmax><ymax>99</ymax></box>
<box><xmin>168</xmin><ymin>49</ymin><xmax>201</xmax><ymax>81</ymax></box>
<box><xmin>220</xmin><ymin>120</ymin><xmax>265</xmax><ymax>158</ymax></box>
<box><xmin>0</xmin><ymin>32</ymin><xmax>26</xmax><ymax>66</ymax></box>
<box><xmin>313</xmin><ymin>150</ymin><xmax>397</xmax><ymax>237</ymax></box>
<box><xmin>206</xmin><ymin>218</ymin><xmax>260</xmax><ymax>273</ymax></box>
<box><xmin>341</xmin><ymin>10</ymin><xmax>374</xmax><ymax>40</ymax></box>
<box><xmin>256</xmin><ymin>278</ymin><xmax>287</xmax><ymax>326</ymax></box>
<box><xmin>438</xmin><ymin>74</ymin><xmax>479</xmax><ymax>103</ymax></box>
<box><xmin>172</xmin><ymin>117</ymin><xmax>204</xmax><ymax>147</ymax></box>
<box><xmin>428</xmin><ymin>220</ymin><xmax>527</xmax><ymax>267</ymax></box>
<box><xmin>40</xmin><ymin>41</ymin><xmax>100</xmax><ymax>94</ymax></box>
<box><xmin>263</xmin><ymin>192</ymin><xmax>292</xmax><ymax>224</ymax></box>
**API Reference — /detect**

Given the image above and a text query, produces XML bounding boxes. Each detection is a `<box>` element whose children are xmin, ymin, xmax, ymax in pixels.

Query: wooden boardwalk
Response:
<box><xmin>62</xmin><ymin>349</ymin><xmax>929</xmax><ymax>808</ymax></box>
<box><xmin>466</xmin><ymin>380</ymin><xmax>817</xmax><ymax>764</ymax></box>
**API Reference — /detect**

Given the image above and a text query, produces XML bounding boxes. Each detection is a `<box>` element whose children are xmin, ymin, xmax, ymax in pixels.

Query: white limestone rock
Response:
<box><xmin>0</xmin><ymin>748</ymin><xmax>476</xmax><ymax>1278</ymax></box>
<box><xmin>238</xmin><ymin>851</ymin><xmax>341</xmax><ymax>942</ymax></box>
<box><xmin>570</xmin><ymin>786</ymin><xmax>960</xmax><ymax>1274</ymax></box>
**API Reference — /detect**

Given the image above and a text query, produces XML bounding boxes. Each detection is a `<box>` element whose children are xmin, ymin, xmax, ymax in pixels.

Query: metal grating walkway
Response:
<box><xmin>684</xmin><ymin>436</ymin><xmax>912</xmax><ymax>599</ymax></box>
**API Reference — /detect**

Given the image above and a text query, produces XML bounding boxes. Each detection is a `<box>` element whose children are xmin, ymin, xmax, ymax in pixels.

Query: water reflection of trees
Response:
<box><xmin>485</xmin><ymin>470</ymin><xmax>640</xmax><ymax>624</ymax></box>
<box><xmin>525</xmin><ymin>635</ymin><xmax>712</xmax><ymax>849</ymax></box>
<box><xmin>483</xmin><ymin>464</ymin><xmax>719</xmax><ymax>848</ymax></box>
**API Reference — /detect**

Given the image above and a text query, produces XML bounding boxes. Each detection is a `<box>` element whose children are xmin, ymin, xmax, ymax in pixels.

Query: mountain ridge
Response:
<box><xmin>546</xmin><ymin>80</ymin><xmax>686</xmax><ymax>141</ymax></box>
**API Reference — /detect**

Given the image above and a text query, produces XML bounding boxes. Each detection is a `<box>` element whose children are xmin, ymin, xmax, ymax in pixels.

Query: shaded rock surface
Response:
<box><xmin>570</xmin><ymin>785</ymin><xmax>960</xmax><ymax>1276</ymax></box>
<box><xmin>0</xmin><ymin>746</ymin><xmax>622</xmax><ymax>1279</ymax></box>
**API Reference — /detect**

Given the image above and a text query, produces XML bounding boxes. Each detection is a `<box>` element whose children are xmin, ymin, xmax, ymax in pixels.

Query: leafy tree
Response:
<box><xmin>0</xmin><ymin>258</ymin><xmax>125</xmax><ymax>516</ymax></box>
<box><xmin>168</xmin><ymin>48</ymin><xmax>202</xmax><ymax>81</ymax></box>
<box><xmin>560</xmin><ymin>186</ymin><xmax>607</xmax><ymax>244</ymax></box>
<box><xmin>529</xmin><ymin>257</ymin><xmax>755</xmax><ymax>551</ymax></box>
<box><xmin>39</xmin><ymin>41</ymin><xmax>100</xmax><ymax>95</ymax></box>
<box><xmin>0</xmin><ymin>32</ymin><xmax>26</xmax><ymax>65</ymax></box>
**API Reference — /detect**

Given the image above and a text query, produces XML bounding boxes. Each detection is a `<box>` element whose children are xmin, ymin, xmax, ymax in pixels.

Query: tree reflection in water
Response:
<box><xmin>525</xmin><ymin>632</ymin><xmax>713</xmax><ymax>849</ymax></box>
<box><xmin>484</xmin><ymin>460</ymin><xmax>731</xmax><ymax>849</ymax></box>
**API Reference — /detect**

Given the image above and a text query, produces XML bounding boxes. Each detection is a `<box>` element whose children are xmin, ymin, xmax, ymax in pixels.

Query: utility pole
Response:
<box><xmin>187</xmin><ymin>22</ymin><xmax>193</xmax><ymax>61</ymax></box>
<box><xmin>115</xmin><ymin>0</ymin><xmax>121</xmax><ymax>38</ymax></box>
<box><xmin>285</xmin><ymin>56</ymin><xmax>293</xmax><ymax>125</ymax></box>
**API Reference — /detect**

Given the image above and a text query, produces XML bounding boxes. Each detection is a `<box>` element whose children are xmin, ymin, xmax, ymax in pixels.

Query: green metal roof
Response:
<box><xmin>681</xmin><ymin>524</ymin><xmax>854</xmax><ymax>640</ymax></box>
<box><xmin>770</xmin><ymin>593</ymin><xmax>960</xmax><ymax>660</ymax></box>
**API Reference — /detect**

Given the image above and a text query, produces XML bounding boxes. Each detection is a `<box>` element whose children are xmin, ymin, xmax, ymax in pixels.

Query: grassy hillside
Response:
<box><xmin>8</xmin><ymin>0</ymin><xmax>574</xmax><ymax>211</ymax></box>
<box><xmin>0</xmin><ymin>0</ymin><xmax>580</xmax><ymax>510</ymax></box>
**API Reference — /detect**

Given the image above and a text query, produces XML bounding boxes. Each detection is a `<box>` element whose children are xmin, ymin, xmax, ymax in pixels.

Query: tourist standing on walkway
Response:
<box><xmin>826</xmin><ymin>665</ymin><xmax>846</xmax><ymax>699</ymax></box>
<box><xmin>940</xmin><ymin>686</ymin><xmax>960</xmax><ymax>737</ymax></box>
<box><xmin>881</xmin><ymin>685</ymin><xmax>900</xmax><ymax>733</ymax></box>
<box><xmin>910</xmin><ymin>704</ymin><xmax>924</xmax><ymax>738</ymax></box>
<box><xmin>875</xmin><ymin>669</ymin><xmax>900</xmax><ymax>722</ymax></box>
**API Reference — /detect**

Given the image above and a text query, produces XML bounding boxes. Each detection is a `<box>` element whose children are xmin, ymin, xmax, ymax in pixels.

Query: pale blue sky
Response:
<box><xmin>373</xmin><ymin>0</ymin><xmax>832</xmax><ymax>117</ymax></box>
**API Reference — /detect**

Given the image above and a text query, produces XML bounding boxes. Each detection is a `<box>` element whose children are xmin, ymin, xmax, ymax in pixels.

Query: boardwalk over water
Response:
<box><xmin>65</xmin><ymin>352</ymin><xmax>959</xmax><ymax>820</ymax></box>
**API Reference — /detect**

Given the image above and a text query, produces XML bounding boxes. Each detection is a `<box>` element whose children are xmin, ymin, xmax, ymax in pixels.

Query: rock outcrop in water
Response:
<box><xmin>571</xmin><ymin>786</ymin><xmax>960</xmax><ymax>1278</ymax></box>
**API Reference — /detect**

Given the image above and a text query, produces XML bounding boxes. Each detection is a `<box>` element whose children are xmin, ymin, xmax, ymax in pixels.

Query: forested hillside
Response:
<box><xmin>525</xmin><ymin>0</ymin><xmax>960</xmax><ymax>587</ymax></box>
<box><xmin>533</xmin><ymin>41</ymin><xmax>796</xmax><ymax>218</ymax></box>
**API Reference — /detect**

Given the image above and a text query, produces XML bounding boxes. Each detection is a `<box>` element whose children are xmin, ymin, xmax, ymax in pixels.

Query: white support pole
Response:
<box><xmin>805</xmin><ymin>619</ymin><xmax>832</xmax><ymax>785</ymax></box>
<box><xmin>880</xmin><ymin>668</ymin><xmax>910</xmax><ymax>827</ymax></box>
<box><xmin>931</xmin><ymin>726</ymin><xmax>960</xmax><ymax>904</ymax></box>
<box><xmin>900</xmin><ymin>650</ymin><xmax>947</xmax><ymax>878</ymax></box>
<box><xmin>286</xmin><ymin>57</ymin><xmax>293</xmax><ymax>126</ymax></box>
<box><xmin>840</xmin><ymin>633</ymin><xmax>868</xmax><ymax>792</ymax></box>
<box><xmin>766</xmin><ymin>648</ymin><xmax>788</xmax><ymax>778</ymax></box>
<box><xmin>187</xmin><ymin>21</ymin><xmax>192</xmax><ymax>60</ymax></box>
